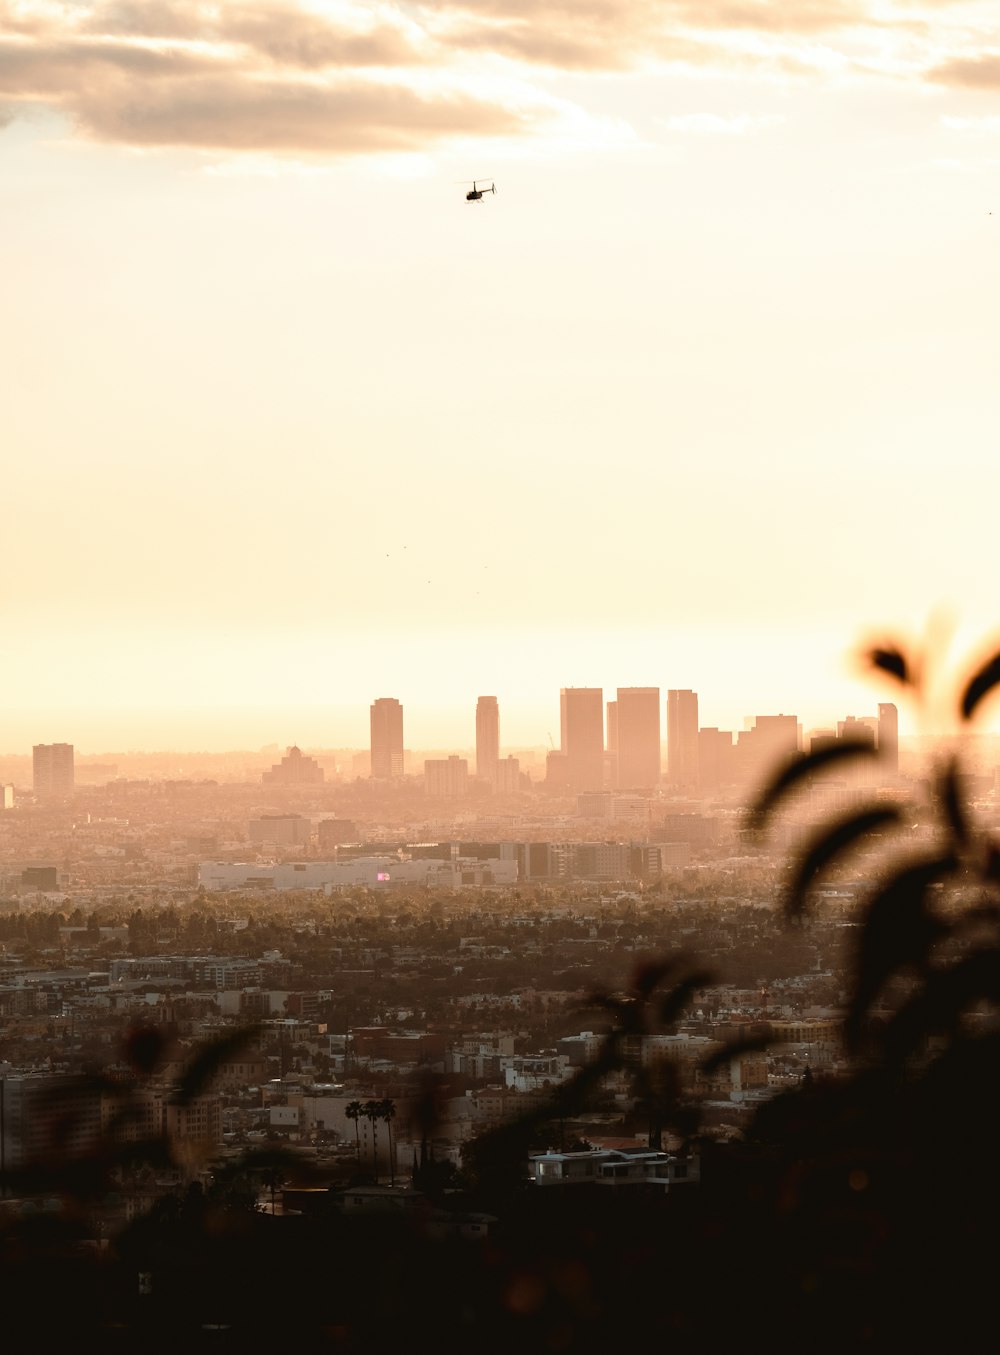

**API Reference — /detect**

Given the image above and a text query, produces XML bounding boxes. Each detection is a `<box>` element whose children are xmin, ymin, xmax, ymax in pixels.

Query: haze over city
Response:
<box><xmin>5</xmin><ymin>1</ymin><xmax>1000</xmax><ymax>752</ymax></box>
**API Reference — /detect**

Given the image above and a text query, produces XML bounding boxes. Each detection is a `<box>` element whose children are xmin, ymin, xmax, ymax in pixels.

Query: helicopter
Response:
<box><xmin>462</xmin><ymin>180</ymin><xmax>496</xmax><ymax>202</ymax></box>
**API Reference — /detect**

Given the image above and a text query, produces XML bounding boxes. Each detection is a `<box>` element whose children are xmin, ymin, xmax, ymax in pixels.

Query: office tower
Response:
<box><xmin>667</xmin><ymin>691</ymin><xmax>699</xmax><ymax>789</ymax></box>
<box><xmin>735</xmin><ymin>714</ymin><xmax>799</xmax><ymax>788</ymax></box>
<box><xmin>616</xmin><ymin>687</ymin><xmax>661</xmax><ymax>789</ymax></box>
<box><xmin>698</xmin><ymin>728</ymin><xmax>734</xmax><ymax>795</ymax></box>
<box><xmin>476</xmin><ymin>696</ymin><xmax>499</xmax><ymax>784</ymax></box>
<box><xmin>32</xmin><ymin>743</ymin><xmax>74</xmax><ymax>799</ymax></box>
<box><xmin>262</xmin><ymin>745</ymin><xmax>324</xmax><ymax>785</ymax></box>
<box><xmin>838</xmin><ymin>716</ymin><xmax>877</xmax><ymax>746</ymax></box>
<box><xmin>606</xmin><ymin>701</ymin><xmax>619</xmax><ymax>757</ymax></box>
<box><xmin>878</xmin><ymin>703</ymin><xmax>899</xmax><ymax>776</ymax></box>
<box><xmin>370</xmin><ymin>698</ymin><xmax>404</xmax><ymax>779</ymax></box>
<box><xmin>494</xmin><ymin>755</ymin><xmax>521</xmax><ymax>795</ymax></box>
<box><xmin>559</xmin><ymin>688</ymin><xmax>604</xmax><ymax>791</ymax></box>
<box><xmin>1</xmin><ymin>785</ymin><xmax>13</xmax><ymax>811</ymax></box>
<box><xmin>424</xmin><ymin>756</ymin><xmax>469</xmax><ymax>798</ymax></box>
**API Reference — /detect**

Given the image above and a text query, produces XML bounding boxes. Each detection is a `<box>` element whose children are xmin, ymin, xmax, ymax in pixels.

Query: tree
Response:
<box><xmin>363</xmin><ymin>1099</ymin><xmax>381</xmax><ymax>1183</ymax></box>
<box><xmin>379</xmin><ymin>1098</ymin><xmax>397</xmax><ymax>1187</ymax></box>
<box><xmin>344</xmin><ymin>1100</ymin><xmax>363</xmax><ymax>1171</ymax></box>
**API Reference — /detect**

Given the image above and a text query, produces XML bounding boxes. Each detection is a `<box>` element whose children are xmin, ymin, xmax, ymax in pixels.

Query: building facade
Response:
<box><xmin>615</xmin><ymin>687</ymin><xmax>661</xmax><ymax>789</ymax></box>
<box><xmin>476</xmin><ymin>696</ymin><xmax>499</xmax><ymax>784</ymax></box>
<box><xmin>667</xmin><ymin>691</ymin><xmax>699</xmax><ymax>789</ymax></box>
<box><xmin>32</xmin><ymin>743</ymin><xmax>74</xmax><ymax>799</ymax></box>
<box><xmin>370</xmin><ymin>698</ymin><xmax>404</xmax><ymax>779</ymax></box>
<box><xmin>559</xmin><ymin>688</ymin><xmax>604</xmax><ymax>791</ymax></box>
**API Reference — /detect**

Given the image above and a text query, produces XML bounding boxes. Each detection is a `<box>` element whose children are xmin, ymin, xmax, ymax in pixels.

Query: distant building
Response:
<box><xmin>32</xmin><ymin>743</ymin><xmax>74</xmax><ymax>799</ymax></box>
<box><xmin>667</xmin><ymin>691</ymin><xmax>699</xmax><ymax>789</ymax></box>
<box><xmin>615</xmin><ymin>687</ymin><xmax>661</xmax><ymax>789</ymax></box>
<box><xmin>370</xmin><ymin>698</ymin><xmax>404</xmax><ymax>779</ymax></box>
<box><xmin>249</xmin><ymin>814</ymin><xmax>312</xmax><ymax>847</ymax></box>
<box><xmin>198</xmin><ymin>856</ymin><xmax>517</xmax><ymax>890</ymax></box>
<box><xmin>736</xmin><ymin>714</ymin><xmax>799</xmax><ymax>786</ymax></box>
<box><xmin>476</xmin><ymin>696</ymin><xmax>499</xmax><ymax>784</ymax></box>
<box><xmin>0</xmin><ymin>785</ymin><xmax>13</xmax><ymax>811</ymax></box>
<box><xmin>698</xmin><ymin>728</ymin><xmax>734</xmax><ymax>794</ymax></box>
<box><xmin>493</xmin><ymin>755</ymin><xmax>521</xmax><ymax>795</ymax></box>
<box><xmin>424</xmin><ymin>756</ymin><xmax>469</xmax><ymax>798</ymax></box>
<box><xmin>21</xmin><ymin>865</ymin><xmax>58</xmax><ymax>890</ymax></box>
<box><xmin>318</xmin><ymin>818</ymin><xmax>357</xmax><ymax>848</ymax></box>
<box><xmin>606</xmin><ymin>700</ymin><xmax>618</xmax><ymax>757</ymax></box>
<box><xmin>262</xmin><ymin>746</ymin><xmax>324</xmax><ymax>785</ymax></box>
<box><xmin>878</xmin><ymin>702</ymin><xmax>899</xmax><ymax>776</ymax></box>
<box><xmin>545</xmin><ymin>749</ymin><xmax>570</xmax><ymax>789</ymax></box>
<box><xmin>560</xmin><ymin>688</ymin><xmax>604</xmax><ymax>791</ymax></box>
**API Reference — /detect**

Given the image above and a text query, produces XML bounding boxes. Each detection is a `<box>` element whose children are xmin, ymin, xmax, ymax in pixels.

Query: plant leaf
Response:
<box><xmin>844</xmin><ymin>856</ymin><xmax>954</xmax><ymax>1052</ymax></box>
<box><xmin>867</xmin><ymin>646</ymin><xmax>910</xmax><ymax>685</ymax></box>
<box><xmin>936</xmin><ymin>758</ymin><xmax>969</xmax><ymax>846</ymax></box>
<box><xmin>169</xmin><ymin>1025</ymin><xmax>260</xmax><ymax>1107</ymax></box>
<box><xmin>783</xmin><ymin>806</ymin><xmax>904</xmax><ymax>919</ymax></box>
<box><xmin>961</xmin><ymin>649</ymin><xmax>1000</xmax><ymax>721</ymax></box>
<box><xmin>746</xmin><ymin>741</ymin><xmax>881</xmax><ymax>833</ymax></box>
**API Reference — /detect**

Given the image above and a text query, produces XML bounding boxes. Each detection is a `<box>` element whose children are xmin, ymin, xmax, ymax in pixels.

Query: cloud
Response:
<box><xmin>0</xmin><ymin>3</ymin><xmax>535</xmax><ymax>153</ymax></box>
<box><xmin>2</xmin><ymin>1</ymin><xmax>1000</xmax><ymax>157</ymax></box>
<box><xmin>75</xmin><ymin>75</ymin><xmax>531</xmax><ymax>152</ymax></box>
<box><xmin>929</xmin><ymin>55</ymin><xmax>1000</xmax><ymax>90</ymax></box>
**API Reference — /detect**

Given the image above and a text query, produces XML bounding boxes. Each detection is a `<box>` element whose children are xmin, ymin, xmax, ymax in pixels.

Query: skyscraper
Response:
<box><xmin>615</xmin><ymin>687</ymin><xmax>661</xmax><ymax>788</ymax></box>
<box><xmin>560</xmin><ymin>688</ymin><xmax>604</xmax><ymax>791</ymax></box>
<box><xmin>698</xmin><ymin>727</ymin><xmax>734</xmax><ymax>794</ymax></box>
<box><xmin>878</xmin><ymin>702</ymin><xmax>899</xmax><ymax>776</ymax></box>
<box><xmin>370</xmin><ymin>698</ymin><xmax>404</xmax><ymax>779</ymax></box>
<box><xmin>735</xmin><ymin>714</ymin><xmax>799</xmax><ymax>788</ymax></box>
<box><xmin>476</xmin><ymin>696</ymin><xmax>499</xmax><ymax>784</ymax></box>
<box><xmin>32</xmin><ymin>743</ymin><xmax>74</xmax><ymax>799</ymax></box>
<box><xmin>667</xmin><ymin>690</ymin><xmax>699</xmax><ymax>789</ymax></box>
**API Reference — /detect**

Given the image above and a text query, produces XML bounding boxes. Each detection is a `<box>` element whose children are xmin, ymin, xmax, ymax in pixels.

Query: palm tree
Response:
<box><xmin>363</xmin><ymin>1099</ymin><xmax>381</xmax><ymax>1183</ymax></box>
<box><xmin>379</xmin><ymin>1098</ymin><xmax>397</xmax><ymax>1186</ymax></box>
<box><xmin>345</xmin><ymin>1100</ymin><xmax>363</xmax><ymax>1170</ymax></box>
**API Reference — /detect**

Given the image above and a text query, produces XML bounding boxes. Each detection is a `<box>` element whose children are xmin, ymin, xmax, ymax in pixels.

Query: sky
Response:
<box><xmin>4</xmin><ymin>0</ymin><xmax>1000</xmax><ymax>753</ymax></box>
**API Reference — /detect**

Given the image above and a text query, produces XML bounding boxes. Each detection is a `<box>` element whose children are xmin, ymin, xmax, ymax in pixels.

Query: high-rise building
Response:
<box><xmin>878</xmin><ymin>703</ymin><xmax>899</xmax><ymax>776</ymax></box>
<box><xmin>32</xmin><ymin>743</ymin><xmax>74</xmax><ymax>799</ymax></box>
<box><xmin>476</xmin><ymin>696</ymin><xmax>499</xmax><ymax>784</ymax></box>
<box><xmin>494</xmin><ymin>755</ymin><xmax>521</xmax><ymax>795</ymax></box>
<box><xmin>559</xmin><ymin>688</ymin><xmax>604</xmax><ymax>791</ymax></box>
<box><xmin>698</xmin><ymin>728</ymin><xmax>734</xmax><ymax>794</ymax></box>
<box><xmin>735</xmin><ymin>714</ymin><xmax>799</xmax><ymax>788</ymax></box>
<box><xmin>615</xmin><ymin>687</ymin><xmax>661</xmax><ymax>789</ymax></box>
<box><xmin>424</xmin><ymin>756</ymin><xmax>469</xmax><ymax>798</ymax></box>
<box><xmin>370</xmin><ymin>698</ymin><xmax>404</xmax><ymax>779</ymax></box>
<box><xmin>606</xmin><ymin>701</ymin><xmax>619</xmax><ymax>757</ymax></box>
<box><xmin>667</xmin><ymin>691</ymin><xmax>699</xmax><ymax>789</ymax></box>
<box><xmin>838</xmin><ymin>716</ymin><xmax>877</xmax><ymax>747</ymax></box>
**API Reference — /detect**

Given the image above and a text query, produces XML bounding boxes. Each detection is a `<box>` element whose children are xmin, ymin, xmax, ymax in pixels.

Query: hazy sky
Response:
<box><xmin>4</xmin><ymin>1</ymin><xmax>1000</xmax><ymax>752</ymax></box>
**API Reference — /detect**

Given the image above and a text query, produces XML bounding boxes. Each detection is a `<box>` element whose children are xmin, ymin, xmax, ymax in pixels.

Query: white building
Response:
<box><xmin>530</xmin><ymin>1148</ymin><xmax>699</xmax><ymax>1190</ymax></box>
<box><xmin>198</xmin><ymin>855</ymin><xmax>517</xmax><ymax>891</ymax></box>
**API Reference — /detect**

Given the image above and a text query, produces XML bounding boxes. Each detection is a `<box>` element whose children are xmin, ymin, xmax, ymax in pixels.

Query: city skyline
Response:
<box><xmin>14</xmin><ymin>689</ymin><xmax>905</xmax><ymax>767</ymax></box>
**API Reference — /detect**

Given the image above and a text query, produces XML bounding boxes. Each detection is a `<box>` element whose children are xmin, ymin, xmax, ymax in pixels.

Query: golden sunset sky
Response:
<box><xmin>4</xmin><ymin>0</ymin><xmax>1000</xmax><ymax>752</ymax></box>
